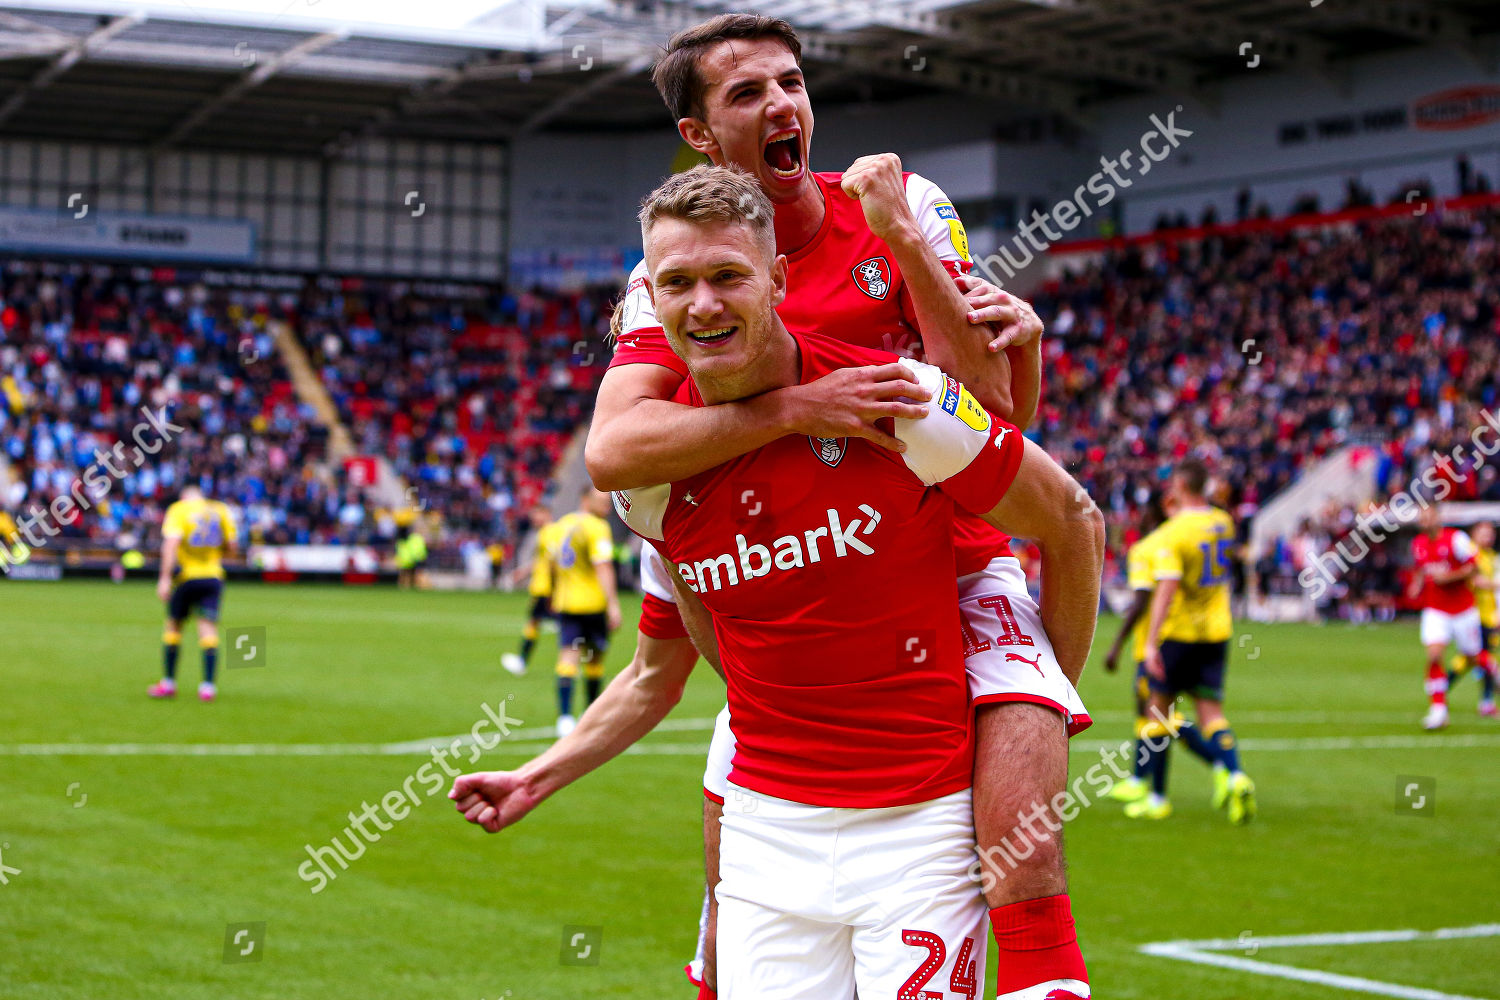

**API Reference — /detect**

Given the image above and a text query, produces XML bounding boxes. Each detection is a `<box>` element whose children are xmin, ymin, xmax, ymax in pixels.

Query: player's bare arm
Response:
<box><xmin>585</xmin><ymin>361</ymin><xmax>930</xmax><ymax>491</ymax></box>
<box><xmin>449</xmin><ymin>630</ymin><xmax>700</xmax><ymax>833</ymax></box>
<box><xmin>843</xmin><ymin>152</ymin><xmax>1016</xmax><ymax>416</ymax></box>
<box><xmin>1143</xmin><ymin>578</ymin><xmax>1181</xmax><ymax>680</ymax></box>
<box><xmin>667</xmin><ymin>561</ymin><xmax>722</xmax><ymax>676</ymax></box>
<box><xmin>157</xmin><ymin>536</ymin><xmax>179</xmax><ymax>603</ymax></box>
<box><xmin>980</xmin><ymin>437</ymin><xmax>1106</xmax><ymax>684</ymax></box>
<box><xmin>595</xmin><ymin>557</ymin><xmax>623</xmax><ymax>633</ymax></box>
<box><xmin>1427</xmin><ymin>562</ymin><xmax>1477</xmax><ymax>586</ymax></box>
<box><xmin>1104</xmin><ymin>588</ymin><xmax>1153</xmax><ymax>673</ymax></box>
<box><xmin>954</xmin><ymin>273</ymin><xmax>1044</xmax><ymax>430</ymax></box>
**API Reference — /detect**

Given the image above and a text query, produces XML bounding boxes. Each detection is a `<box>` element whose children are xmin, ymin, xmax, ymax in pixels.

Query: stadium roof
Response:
<box><xmin>0</xmin><ymin>0</ymin><xmax>1496</xmax><ymax>157</ymax></box>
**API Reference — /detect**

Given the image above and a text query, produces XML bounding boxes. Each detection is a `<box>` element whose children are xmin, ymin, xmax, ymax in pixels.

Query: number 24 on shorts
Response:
<box><xmin>899</xmin><ymin>931</ymin><xmax>977</xmax><ymax>1000</ymax></box>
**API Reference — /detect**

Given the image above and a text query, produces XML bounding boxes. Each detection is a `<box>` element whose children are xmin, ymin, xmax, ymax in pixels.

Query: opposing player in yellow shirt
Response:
<box><xmin>1136</xmin><ymin>460</ymin><xmax>1256</xmax><ymax>824</ymax></box>
<box><xmin>151</xmin><ymin>486</ymin><xmax>237</xmax><ymax>702</ymax></box>
<box><xmin>502</xmin><ymin>506</ymin><xmax>560</xmax><ymax>677</ymax></box>
<box><xmin>1448</xmin><ymin>519</ymin><xmax>1498</xmax><ymax>716</ymax></box>
<box><xmin>549</xmin><ymin>490</ymin><xmax>622</xmax><ymax>737</ymax></box>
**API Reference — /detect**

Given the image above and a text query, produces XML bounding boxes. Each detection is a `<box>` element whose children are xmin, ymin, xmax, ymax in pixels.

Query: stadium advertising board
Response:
<box><xmin>0</xmin><ymin>206</ymin><xmax>256</xmax><ymax>264</ymax></box>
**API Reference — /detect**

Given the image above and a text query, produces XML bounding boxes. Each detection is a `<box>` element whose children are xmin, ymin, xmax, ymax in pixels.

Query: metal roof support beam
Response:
<box><xmin>155</xmin><ymin>29</ymin><xmax>346</xmax><ymax>148</ymax></box>
<box><xmin>512</xmin><ymin>52</ymin><xmax>654</xmax><ymax>135</ymax></box>
<box><xmin>0</xmin><ymin>12</ymin><xmax>142</xmax><ymax>126</ymax></box>
<box><xmin>850</xmin><ymin>6</ymin><xmax>1200</xmax><ymax>96</ymax></box>
<box><xmin>802</xmin><ymin>32</ymin><xmax>1089</xmax><ymax>126</ymax></box>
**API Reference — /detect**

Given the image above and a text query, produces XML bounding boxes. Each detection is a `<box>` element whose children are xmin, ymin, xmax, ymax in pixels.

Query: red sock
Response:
<box><xmin>696</xmin><ymin>984</ymin><xmax>717</xmax><ymax>1000</ymax></box>
<box><xmin>1427</xmin><ymin>658</ymin><xmax>1448</xmax><ymax>706</ymax></box>
<box><xmin>1478</xmin><ymin>650</ymin><xmax>1497</xmax><ymax>677</ymax></box>
<box><xmin>991</xmin><ymin>893</ymin><xmax>1088</xmax><ymax>995</ymax></box>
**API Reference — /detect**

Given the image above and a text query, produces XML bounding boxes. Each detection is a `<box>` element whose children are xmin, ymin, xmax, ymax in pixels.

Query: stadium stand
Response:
<box><xmin>0</xmin><ymin>259</ymin><xmax>615</xmax><ymax>573</ymax></box>
<box><xmin>1033</xmin><ymin>194</ymin><xmax>1500</xmax><ymax>610</ymax></box>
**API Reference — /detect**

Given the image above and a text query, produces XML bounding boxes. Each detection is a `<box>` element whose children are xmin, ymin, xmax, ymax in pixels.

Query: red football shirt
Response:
<box><xmin>1412</xmin><ymin>527</ymin><xmax>1477</xmax><ymax>614</ymax></box>
<box><xmin>611</xmin><ymin>170</ymin><xmax>1011</xmax><ymax>575</ymax></box>
<box><xmin>614</xmin><ymin>332</ymin><xmax>1024</xmax><ymax>808</ymax></box>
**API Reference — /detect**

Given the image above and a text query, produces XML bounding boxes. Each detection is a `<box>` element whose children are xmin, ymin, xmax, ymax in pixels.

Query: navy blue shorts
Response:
<box><xmin>557</xmin><ymin>612</ymin><xmax>610</xmax><ymax>660</ymax></box>
<box><xmin>1149</xmin><ymin>639</ymin><xmax>1228</xmax><ymax>702</ymax></box>
<box><xmin>528</xmin><ymin>595</ymin><xmax>553</xmax><ymax>622</ymax></box>
<box><xmin>169</xmin><ymin>578</ymin><xmax>223</xmax><ymax>622</ymax></box>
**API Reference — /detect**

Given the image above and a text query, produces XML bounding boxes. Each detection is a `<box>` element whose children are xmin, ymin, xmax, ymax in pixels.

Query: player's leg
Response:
<box><xmin>1452</xmin><ymin>610</ymin><xmax>1495</xmax><ymax>716</ymax></box>
<box><xmin>1105</xmin><ymin>665</ymin><xmax>1150</xmax><ymax>802</ymax></box>
<box><xmin>697</xmin><ymin>795</ymin><xmax>723</xmax><ymax>998</ymax></box>
<box><xmin>504</xmin><ymin>596</ymin><xmax>549</xmax><ymax>676</ymax></box>
<box><xmin>1128</xmin><ymin>639</ymin><xmax>1191</xmax><ymax>820</ymax></box>
<box><xmin>959</xmin><ymin>558</ymin><xmax>1090</xmax><ymax>996</ymax></box>
<box><xmin>581</xmin><ymin>613</ymin><xmax>610</xmax><ymax>708</ymax></box>
<box><xmin>152</xmin><ymin>612</ymin><xmax>185</xmax><ymax>698</ymax></box>
<box><xmin>1420</xmin><ymin>609</ymin><xmax>1451</xmax><ymax>729</ymax></box>
<box><xmin>697</xmin><ymin>707</ymin><xmax>734</xmax><ymax>997</ymax></box>
<box><xmin>152</xmin><ymin>581</ymin><xmax>197</xmax><ymax>698</ymax></box>
<box><xmin>1194</xmin><ymin>690</ymin><xmax>1254</xmax><ymax>824</ymax></box>
<box><xmin>1126</xmin><ymin>687</ymin><xmax>1176</xmax><ymax>820</ymax></box>
<box><xmin>554</xmin><ymin>614</ymin><xmax>583</xmax><ymax>736</ymax></box>
<box><xmin>972</xmin><ymin>703</ymin><xmax>1089</xmax><ymax>996</ymax></box>
<box><xmin>1470</xmin><ymin>620</ymin><xmax>1494</xmax><ymax>716</ymax></box>
<box><xmin>195</xmin><ymin>580</ymin><xmax>223</xmax><ymax>701</ymax></box>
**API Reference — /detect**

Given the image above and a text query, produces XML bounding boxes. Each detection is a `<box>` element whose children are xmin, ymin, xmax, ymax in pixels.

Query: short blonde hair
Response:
<box><xmin>638</xmin><ymin>164</ymin><xmax>775</xmax><ymax>262</ymax></box>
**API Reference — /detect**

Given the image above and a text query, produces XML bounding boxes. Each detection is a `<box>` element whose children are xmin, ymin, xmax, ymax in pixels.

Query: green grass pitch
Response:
<box><xmin>1</xmin><ymin>580</ymin><xmax>1496</xmax><ymax>999</ymax></box>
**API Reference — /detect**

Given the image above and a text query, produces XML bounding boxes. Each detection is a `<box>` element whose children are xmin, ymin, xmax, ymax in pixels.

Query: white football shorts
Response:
<box><xmin>960</xmin><ymin>556</ymin><xmax>1091</xmax><ymax>735</ymax></box>
<box><xmin>1420</xmin><ymin>607</ymin><xmax>1483</xmax><ymax>655</ymax></box>
<box><xmin>716</xmin><ymin>784</ymin><xmax>988</xmax><ymax>1000</ymax></box>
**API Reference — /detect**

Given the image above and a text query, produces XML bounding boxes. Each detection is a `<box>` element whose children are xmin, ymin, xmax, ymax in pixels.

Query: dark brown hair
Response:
<box><xmin>1175</xmin><ymin>458</ymin><xmax>1210</xmax><ymax>497</ymax></box>
<box><xmin>650</xmin><ymin>13</ymin><xmax>802</xmax><ymax>122</ymax></box>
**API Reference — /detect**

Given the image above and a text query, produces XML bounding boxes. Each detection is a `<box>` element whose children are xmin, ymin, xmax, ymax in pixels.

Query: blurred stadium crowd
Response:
<box><xmin>0</xmin><ymin>260</ymin><xmax>611</xmax><ymax>567</ymax></box>
<box><xmin>1032</xmin><ymin>199</ymin><xmax>1500</xmax><ymax>613</ymax></box>
<box><xmin>2</xmin><ymin>198</ymin><xmax>1497</xmax><ymax>596</ymax></box>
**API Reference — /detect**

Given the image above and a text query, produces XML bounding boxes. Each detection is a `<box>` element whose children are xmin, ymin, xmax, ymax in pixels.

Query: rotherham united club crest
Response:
<box><xmin>851</xmin><ymin>256</ymin><xmax>891</xmax><ymax>300</ymax></box>
<box><xmin>809</xmin><ymin>436</ymin><xmax>847</xmax><ymax>467</ymax></box>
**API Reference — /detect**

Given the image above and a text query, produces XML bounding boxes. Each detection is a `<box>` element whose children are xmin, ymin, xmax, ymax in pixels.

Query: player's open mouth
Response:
<box><xmin>686</xmin><ymin>325</ymin><xmax>737</xmax><ymax>345</ymax></box>
<box><xmin>763</xmin><ymin>131</ymin><xmax>802</xmax><ymax>179</ymax></box>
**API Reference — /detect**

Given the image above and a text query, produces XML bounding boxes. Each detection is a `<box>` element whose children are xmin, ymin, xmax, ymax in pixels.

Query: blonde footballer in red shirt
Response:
<box><xmin>452</xmin><ymin>168</ymin><xmax>1104</xmax><ymax>999</ymax></box>
<box><xmin>583</xmin><ymin>14</ymin><xmax>1091</xmax><ymax>999</ymax></box>
<box><xmin>1408</xmin><ymin>504</ymin><xmax>1496</xmax><ymax>730</ymax></box>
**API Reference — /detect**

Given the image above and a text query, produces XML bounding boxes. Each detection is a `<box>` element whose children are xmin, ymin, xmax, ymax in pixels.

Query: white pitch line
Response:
<box><xmin>1141</xmin><ymin>924</ymin><xmax>1500</xmax><ymax>1000</ymax></box>
<box><xmin>3</xmin><ymin>729</ymin><xmax>1499</xmax><ymax>757</ymax></box>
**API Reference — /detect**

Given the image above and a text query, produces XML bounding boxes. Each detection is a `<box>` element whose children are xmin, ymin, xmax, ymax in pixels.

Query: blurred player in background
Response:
<box><xmin>1409</xmin><ymin>506</ymin><xmax>1496</xmax><ymax>729</ymax></box>
<box><xmin>1102</xmin><ymin>494</ymin><xmax>1219</xmax><ymax>804</ymax></box>
<box><xmin>394</xmin><ymin>518</ymin><xmax>428</xmax><ymax>589</ymax></box>
<box><xmin>1136</xmin><ymin>460</ymin><xmax>1255</xmax><ymax>823</ymax></box>
<box><xmin>1448</xmin><ymin>519</ymin><xmax>1498</xmax><ymax>717</ymax></box>
<box><xmin>503</xmin><ymin>505</ymin><xmax>559</xmax><ymax>677</ymax></box>
<box><xmin>550</xmin><ymin>489</ymin><xmax>622</xmax><ymax>737</ymax></box>
<box><xmin>150</xmin><ymin>485</ymin><xmax>236</xmax><ymax>702</ymax></box>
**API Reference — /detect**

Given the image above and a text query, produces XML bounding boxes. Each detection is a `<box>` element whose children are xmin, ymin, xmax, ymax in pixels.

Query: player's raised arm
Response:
<box><xmin>450</xmin><ymin>629</ymin><xmax>701</xmax><ymax>833</ymax></box>
<box><xmin>843</xmin><ymin>156</ymin><xmax>1024</xmax><ymax>419</ymax></box>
